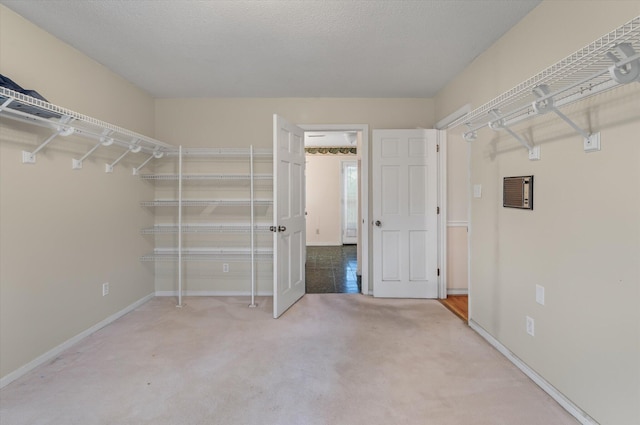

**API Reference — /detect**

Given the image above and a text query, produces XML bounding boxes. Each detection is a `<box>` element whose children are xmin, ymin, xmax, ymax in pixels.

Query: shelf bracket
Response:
<box><xmin>463</xmin><ymin>124</ymin><xmax>478</xmax><ymax>142</ymax></box>
<box><xmin>607</xmin><ymin>43</ymin><xmax>640</xmax><ymax>84</ymax></box>
<box><xmin>0</xmin><ymin>97</ymin><xmax>14</xmax><ymax>112</ymax></box>
<box><xmin>488</xmin><ymin>109</ymin><xmax>539</xmax><ymax>160</ymax></box>
<box><xmin>106</xmin><ymin>139</ymin><xmax>143</xmax><ymax>173</ymax></box>
<box><xmin>133</xmin><ymin>149</ymin><xmax>164</xmax><ymax>175</ymax></box>
<box><xmin>532</xmin><ymin>85</ymin><xmax>600</xmax><ymax>153</ymax></box>
<box><xmin>72</xmin><ymin>130</ymin><xmax>114</xmax><ymax>169</ymax></box>
<box><xmin>22</xmin><ymin>115</ymin><xmax>74</xmax><ymax>164</ymax></box>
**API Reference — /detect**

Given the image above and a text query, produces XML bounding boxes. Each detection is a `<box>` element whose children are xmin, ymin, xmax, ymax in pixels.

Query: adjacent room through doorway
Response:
<box><xmin>304</xmin><ymin>130</ymin><xmax>361</xmax><ymax>294</ymax></box>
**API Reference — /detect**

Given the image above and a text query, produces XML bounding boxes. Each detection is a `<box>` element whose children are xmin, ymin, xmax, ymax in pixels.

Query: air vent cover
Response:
<box><xmin>503</xmin><ymin>176</ymin><xmax>533</xmax><ymax>210</ymax></box>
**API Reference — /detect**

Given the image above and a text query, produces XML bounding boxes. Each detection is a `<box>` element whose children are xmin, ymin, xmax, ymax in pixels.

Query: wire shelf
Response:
<box><xmin>141</xmin><ymin>224</ymin><xmax>272</xmax><ymax>234</ymax></box>
<box><xmin>0</xmin><ymin>87</ymin><xmax>175</xmax><ymax>154</ymax></box>
<box><xmin>139</xmin><ymin>173</ymin><xmax>273</xmax><ymax>181</ymax></box>
<box><xmin>449</xmin><ymin>16</ymin><xmax>640</xmax><ymax>132</ymax></box>
<box><xmin>141</xmin><ymin>199</ymin><xmax>273</xmax><ymax>207</ymax></box>
<box><xmin>164</xmin><ymin>147</ymin><xmax>272</xmax><ymax>157</ymax></box>
<box><xmin>140</xmin><ymin>247</ymin><xmax>273</xmax><ymax>262</ymax></box>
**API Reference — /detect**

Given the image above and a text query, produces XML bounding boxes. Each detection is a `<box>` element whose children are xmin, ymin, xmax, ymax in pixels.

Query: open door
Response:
<box><xmin>372</xmin><ymin>129</ymin><xmax>439</xmax><ymax>298</ymax></box>
<box><xmin>273</xmin><ymin>114</ymin><xmax>306</xmax><ymax>318</ymax></box>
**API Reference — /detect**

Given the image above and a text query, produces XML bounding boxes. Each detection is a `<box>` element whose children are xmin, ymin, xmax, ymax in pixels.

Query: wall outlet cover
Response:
<box><xmin>526</xmin><ymin>316</ymin><xmax>535</xmax><ymax>336</ymax></box>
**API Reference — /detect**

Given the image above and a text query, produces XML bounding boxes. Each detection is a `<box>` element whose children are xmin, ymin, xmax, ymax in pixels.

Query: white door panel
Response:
<box><xmin>273</xmin><ymin>115</ymin><xmax>306</xmax><ymax>318</ymax></box>
<box><xmin>373</xmin><ymin>129</ymin><xmax>438</xmax><ymax>298</ymax></box>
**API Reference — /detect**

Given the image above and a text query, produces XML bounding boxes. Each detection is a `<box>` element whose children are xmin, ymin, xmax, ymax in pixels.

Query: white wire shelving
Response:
<box><xmin>141</xmin><ymin>223</ymin><xmax>272</xmax><ymax>234</ymax></box>
<box><xmin>141</xmin><ymin>199</ymin><xmax>273</xmax><ymax>207</ymax></box>
<box><xmin>448</xmin><ymin>16</ymin><xmax>640</xmax><ymax>159</ymax></box>
<box><xmin>140</xmin><ymin>247</ymin><xmax>273</xmax><ymax>262</ymax></box>
<box><xmin>0</xmin><ymin>86</ymin><xmax>176</xmax><ymax>170</ymax></box>
<box><xmin>141</xmin><ymin>145</ymin><xmax>272</xmax><ymax>307</ymax></box>
<box><xmin>140</xmin><ymin>173</ymin><xmax>272</xmax><ymax>181</ymax></box>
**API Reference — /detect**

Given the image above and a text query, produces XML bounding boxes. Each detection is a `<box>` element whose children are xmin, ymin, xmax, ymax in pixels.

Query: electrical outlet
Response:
<box><xmin>316</xmin><ymin>229</ymin><xmax>320</xmax><ymax>235</ymax></box>
<box><xmin>526</xmin><ymin>316</ymin><xmax>535</xmax><ymax>336</ymax></box>
<box><xmin>223</xmin><ymin>263</ymin><xmax>229</xmax><ymax>273</ymax></box>
<box><xmin>536</xmin><ymin>284</ymin><xmax>545</xmax><ymax>305</ymax></box>
<box><xmin>102</xmin><ymin>282</ymin><xmax>109</xmax><ymax>296</ymax></box>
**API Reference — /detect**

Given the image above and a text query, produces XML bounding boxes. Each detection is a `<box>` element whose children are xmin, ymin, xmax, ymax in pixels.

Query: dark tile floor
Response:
<box><xmin>306</xmin><ymin>245</ymin><xmax>360</xmax><ymax>294</ymax></box>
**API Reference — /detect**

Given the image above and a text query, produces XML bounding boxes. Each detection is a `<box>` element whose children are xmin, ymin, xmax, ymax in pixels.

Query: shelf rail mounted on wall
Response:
<box><xmin>0</xmin><ymin>86</ymin><xmax>175</xmax><ymax>171</ymax></box>
<box><xmin>447</xmin><ymin>16</ymin><xmax>640</xmax><ymax>160</ymax></box>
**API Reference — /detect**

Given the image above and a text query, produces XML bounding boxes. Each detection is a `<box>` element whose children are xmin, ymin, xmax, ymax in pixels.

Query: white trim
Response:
<box><xmin>446</xmin><ymin>288</ymin><xmax>468</xmax><ymax>295</ymax></box>
<box><xmin>155</xmin><ymin>290</ymin><xmax>274</xmax><ymax>297</ymax></box>
<box><xmin>469</xmin><ymin>320</ymin><xmax>598</xmax><ymax>425</ymax></box>
<box><xmin>438</xmin><ymin>130</ymin><xmax>447</xmax><ymax>299</ymax></box>
<box><xmin>435</xmin><ymin>104</ymin><xmax>471</xmax><ymax>130</ymax></box>
<box><xmin>306</xmin><ymin>242</ymin><xmax>343</xmax><ymax>247</ymax></box>
<box><xmin>0</xmin><ymin>293</ymin><xmax>154</xmax><ymax>389</ymax></box>
<box><xmin>447</xmin><ymin>220</ymin><xmax>468</xmax><ymax>227</ymax></box>
<box><xmin>299</xmin><ymin>124</ymin><xmax>369</xmax><ymax>296</ymax></box>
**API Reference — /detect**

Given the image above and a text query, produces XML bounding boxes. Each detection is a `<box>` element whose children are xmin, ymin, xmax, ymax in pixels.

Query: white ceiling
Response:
<box><xmin>1</xmin><ymin>0</ymin><xmax>541</xmax><ymax>98</ymax></box>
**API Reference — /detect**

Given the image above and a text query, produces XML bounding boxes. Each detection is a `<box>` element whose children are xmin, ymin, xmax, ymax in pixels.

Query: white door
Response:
<box><xmin>341</xmin><ymin>160</ymin><xmax>358</xmax><ymax>245</ymax></box>
<box><xmin>372</xmin><ymin>129</ymin><xmax>439</xmax><ymax>298</ymax></box>
<box><xmin>273</xmin><ymin>114</ymin><xmax>306</xmax><ymax>318</ymax></box>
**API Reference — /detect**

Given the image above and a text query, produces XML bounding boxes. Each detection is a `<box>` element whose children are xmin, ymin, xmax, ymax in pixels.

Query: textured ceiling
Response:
<box><xmin>1</xmin><ymin>0</ymin><xmax>541</xmax><ymax>98</ymax></box>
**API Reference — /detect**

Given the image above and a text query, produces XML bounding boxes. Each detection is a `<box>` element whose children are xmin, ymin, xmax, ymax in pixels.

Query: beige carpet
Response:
<box><xmin>0</xmin><ymin>295</ymin><xmax>578</xmax><ymax>425</ymax></box>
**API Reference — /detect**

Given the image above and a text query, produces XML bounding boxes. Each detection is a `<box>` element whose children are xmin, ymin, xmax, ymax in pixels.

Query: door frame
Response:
<box><xmin>300</xmin><ymin>124</ymin><xmax>369</xmax><ymax>295</ymax></box>
<box><xmin>298</xmin><ymin>124</ymin><xmax>447</xmax><ymax>299</ymax></box>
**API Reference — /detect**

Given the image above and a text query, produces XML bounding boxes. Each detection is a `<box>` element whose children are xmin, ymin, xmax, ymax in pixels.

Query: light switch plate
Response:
<box><xmin>536</xmin><ymin>284</ymin><xmax>545</xmax><ymax>305</ymax></box>
<box><xmin>473</xmin><ymin>184</ymin><xmax>482</xmax><ymax>198</ymax></box>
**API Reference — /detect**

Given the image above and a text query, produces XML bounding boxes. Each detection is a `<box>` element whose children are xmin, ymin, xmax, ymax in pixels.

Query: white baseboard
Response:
<box><xmin>447</xmin><ymin>288</ymin><xmax>468</xmax><ymax>295</ymax></box>
<box><xmin>447</xmin><ymin>220</ymin><xmax>469</xmax><ymax>228</ymax></box>
<box><xmin>468</xmin><ymin>320</ymin><xmax>598</xmax><ymax>425</ymax></box>
<box><xmin>155</xmin><ymin>290</ymin><xmax>274</xmax><ymax>297</ymax></box>
<box><xmin>0</xmin><ymin>293</ymin><xmax>155</xmax><ymax>389</ymax></box>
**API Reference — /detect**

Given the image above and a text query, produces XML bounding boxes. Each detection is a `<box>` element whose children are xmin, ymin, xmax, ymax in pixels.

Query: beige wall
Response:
<box><xmin>0</xmin><ymin>6</ymin><xmax>156</xmax><ymax>380</ymax></box>
<box><xmin>305</xmin><ymin>154</ymin><xmax>353</xmax><ymax>246</ymax></box>
<box><xmin>155</xmin><ymin>97</ymin><xmax>436</xmax><ymax>293</ymax></box>
<box><xmin>435</xmin><ymin>2</ymin><xmax>640</xmax><ymax>424</ymax></box>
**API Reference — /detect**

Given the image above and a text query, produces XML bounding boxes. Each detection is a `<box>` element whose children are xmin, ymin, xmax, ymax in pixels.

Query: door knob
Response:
<box><xmin>374</xmin><ymin>220</ymin><xmax>381</xmax><ymax>227</ymax></box>
<box><xmin>278</xmin><ymin>225</ymin><xmax>287</xmax><ymax>232</ymax></box>
<box><xmin>269</xmin><ymin>226</ymin><xmax>277</xmax><ymax>233</ymax></box>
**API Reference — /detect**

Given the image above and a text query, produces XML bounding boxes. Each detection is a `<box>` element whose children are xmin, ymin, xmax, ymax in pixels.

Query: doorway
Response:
<box><xmin>303</xmin><ymin>129</ymin><xmax>362</xmax><ymax>294</ymax></box>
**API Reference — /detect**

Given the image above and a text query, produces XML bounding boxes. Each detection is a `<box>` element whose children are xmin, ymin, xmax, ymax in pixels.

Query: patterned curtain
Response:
<box><xmin>305</xmin><ymin>147</ymin><xmax>356</xmax><ymax>155</ymax></box>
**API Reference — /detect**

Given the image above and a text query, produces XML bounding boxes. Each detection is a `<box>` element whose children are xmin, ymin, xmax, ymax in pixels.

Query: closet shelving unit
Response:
<box><xmin>0</xmin><ymin>86</ymin><xmax>273</xmax><ymax>306</ymax></box>
<box><xmin>448</xmin><ymin>16</ymin><xmax>640</xmax><ymax>159</ymax></box>
<box><xmin>139</xmin><ymin>147</ymin><xmax>274</xmax><ymax>306</ymax></box>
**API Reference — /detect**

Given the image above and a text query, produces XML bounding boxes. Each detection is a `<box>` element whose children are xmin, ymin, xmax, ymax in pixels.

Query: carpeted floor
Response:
<box><xmin>0</xmin><ymin>295</ymin><xmax>578</xmax><ymax>425</ymax></box>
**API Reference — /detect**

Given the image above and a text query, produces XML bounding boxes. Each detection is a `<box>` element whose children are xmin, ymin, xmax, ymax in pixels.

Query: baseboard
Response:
<box><xmin>0</xmin><ymin>293</ymin><xmax>155</xmax><ymax>389</ymax></box>
<box><xmin>468</xmin><ymin>320</ymin><xmax>598</xmax><ymax>425</ymax></box>
<box><xmin>447</xmin><ymin>220</ymin><xmax>468</xmax><ymax>227</ymax></box>
<box><xmin>155</xmin><ymin>290</ymin><xmax>274</xmax><ymax>297</ymax></box>
<box><xmin>447</xmin><ymin>288</ymin><xmax>468</xmax><ymax>295</ymax></box>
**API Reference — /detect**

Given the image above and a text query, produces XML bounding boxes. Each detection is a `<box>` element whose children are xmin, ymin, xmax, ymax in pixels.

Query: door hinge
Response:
<box><xmin>437</xmin><ymin>206</ymin><xmax>440</xmax><ymax>214</ymax></box>
<box><xmin>437</xmin><ymin>268</ymin><xmax>440</xmax><ymax>276</ymax></box>
<box><xmin>436</xmin><ymin>144</ymin><xmax>440</xmax><ymax>153</ymax></box>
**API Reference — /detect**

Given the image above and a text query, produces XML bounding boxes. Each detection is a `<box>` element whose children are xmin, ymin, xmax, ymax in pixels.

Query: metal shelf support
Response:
<box><xmin>532</xmin><ymin>84</ymin><xmax>601</xmax><ymax>153</ymax></box>
<box><xmin>22</xmin><ymin>116</ymin><xmax>74</xmax><ymax>164</ymax></box>
<box><xmin>72</xmin><ymin>130</ymin><xmax>114</xmax><ymax>169</ymax></box>
<box><xmin>488</xmin><ymin>109</ymin><xmax>541</xmax><ymax>160</ymax></box>
<box><xmin>132</xmin><ymin>149</ymin><xmax>164</xmax><ymax>175</ymax></box>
